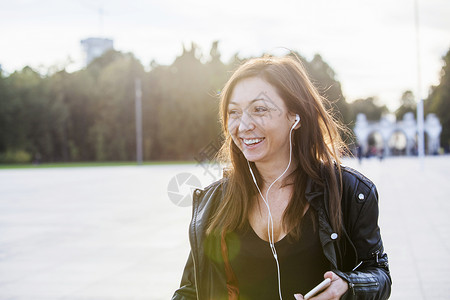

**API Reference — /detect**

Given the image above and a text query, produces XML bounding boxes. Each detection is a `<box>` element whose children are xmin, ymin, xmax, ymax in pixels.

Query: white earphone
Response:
<box><xmin>247</xmin><ymin>113</ymin><xmax>300</xmax><ymax>300</ymax></box>
<box><xmin>292</xmin><ymin>114</ymin><xmax>300</xmax><ymax>130</ymax></box>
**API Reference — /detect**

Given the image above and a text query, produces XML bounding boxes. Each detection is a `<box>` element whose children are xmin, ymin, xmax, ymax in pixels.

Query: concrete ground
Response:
<box><xmin>0</xmin><ymin>156</ymin><xmax>449</xmax><ymax>299</ymax></box>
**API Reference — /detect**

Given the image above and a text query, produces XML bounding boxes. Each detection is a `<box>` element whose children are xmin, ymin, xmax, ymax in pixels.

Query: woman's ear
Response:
<box><xmin>289</xmin><ymin>113</ymin><xmax>301</xmax><ymax>130</ymax></box>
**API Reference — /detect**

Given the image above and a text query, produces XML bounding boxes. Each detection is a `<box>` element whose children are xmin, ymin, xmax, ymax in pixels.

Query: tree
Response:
<box><xmin>0</xmin><ymin>43</ymin><xmax>356</xmax><ymax>163</ymax></box>
<box><xmin>349</xmin><ymin>97</ymin><xmax>389</xmax><ymax>122</ymax></box>
<box><xmin>151</xmin><ymin>42</ymin><xmax>222</xmax><ymax>160</ymax></box>
<box><xmin>88</xmin><ymin>52</ymin><xmax>145</xmax><ymax>161</ymax></box>
<box><xmin>45</xmin><ymin>70</ymin><xmax>71</xmax><ymax>161</ymax></box>
<box><xmin>395</xmin><ymin>90</ymin><xmax>416</xmax><ymax>121</ymax></box>
<box><xmin>304</xmin><ymin>54</ymin><xmax>349</xmax><ymax>126</ymax></box>
<box><xmin>426</xmin><ymin>48</ymin><xmax>450</xmax><ymax>151</ymax></box>
<box><xmin>0</xmin><ymin>69</ymin><xmax>12</xmax><ymax>154</ymax></box>
<box><xmin>3</xmin><ymin>67</ymin><xmax>53</xmax><ymax>162</ymax></box>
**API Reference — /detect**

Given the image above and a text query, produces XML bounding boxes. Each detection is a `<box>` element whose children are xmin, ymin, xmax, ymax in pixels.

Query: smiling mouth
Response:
<box><xmin>242</xmin><ymin>138</ymin><xmax>265</xmax><ymax>146</ymax></box>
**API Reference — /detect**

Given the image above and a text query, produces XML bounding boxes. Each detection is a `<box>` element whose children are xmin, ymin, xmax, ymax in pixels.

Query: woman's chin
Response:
<box><xmin>243</xmin><ymin>152</ymin><xmax>264</xmax><ymax>163</ymax></box>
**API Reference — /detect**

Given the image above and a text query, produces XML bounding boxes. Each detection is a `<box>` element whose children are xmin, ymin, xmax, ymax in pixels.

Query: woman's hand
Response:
<box><xmin>294</xmin><ymin>271</ymin><xmax>348</xmax><ymax>300</ymax></box>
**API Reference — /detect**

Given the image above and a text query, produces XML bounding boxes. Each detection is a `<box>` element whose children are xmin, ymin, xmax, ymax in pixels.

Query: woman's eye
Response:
<box><xmin>228</xmin><ymin>110</ymin><xmax>240</xmax><ymax>117</ymax></box>
<box><xmin>254</xmin><ymin>106</ymin><xmax>269</xmax><ymax>113</ymax></box>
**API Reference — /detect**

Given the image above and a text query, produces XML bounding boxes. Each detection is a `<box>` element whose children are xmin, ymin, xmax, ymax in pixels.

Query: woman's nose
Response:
<box><xmin>238</xmin><ymin>112</ymin><xmax>256</xmax><ymax>133</ymax></box>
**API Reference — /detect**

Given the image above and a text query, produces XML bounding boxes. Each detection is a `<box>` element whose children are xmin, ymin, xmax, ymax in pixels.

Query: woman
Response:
<box><xmin>172</xmin><ymin>55</ymin><xmax>391</xmax><ymax>300</ymax></box>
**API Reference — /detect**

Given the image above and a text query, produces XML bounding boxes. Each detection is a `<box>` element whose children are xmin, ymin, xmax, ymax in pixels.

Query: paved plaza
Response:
<box><xmin>0</xmin><ymin>156</ymin><xmax>449</xmax><ymax>299</ymax></box>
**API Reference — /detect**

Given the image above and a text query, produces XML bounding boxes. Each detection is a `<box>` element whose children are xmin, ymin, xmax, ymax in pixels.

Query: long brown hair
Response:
<box><xmin>207</xmin><ymin>54</ymin><xmax>347</xmax><ymax>239</ymax></box>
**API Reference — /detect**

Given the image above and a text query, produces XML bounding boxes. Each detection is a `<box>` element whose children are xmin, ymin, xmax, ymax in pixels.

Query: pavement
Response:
<box><xmin>0</xmin><ymin>156</ymin><xmax>449</xmax><ymax>299</ymax></box>
<box><xmin>344</xmin><ymin>156</ymin><xmax>450</xmax><ymax>300</ymax></box>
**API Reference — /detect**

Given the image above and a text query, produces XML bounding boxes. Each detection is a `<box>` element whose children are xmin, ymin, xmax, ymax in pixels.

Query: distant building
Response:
<box><xmin>80</xmin><ymin>37</ymin><xmax>114</xmax><ymax>66</ymax></box>
<box><xmin>354</xmin><ymin>112</ymin><xmax>442</xmax><ymax>156</ymax></box>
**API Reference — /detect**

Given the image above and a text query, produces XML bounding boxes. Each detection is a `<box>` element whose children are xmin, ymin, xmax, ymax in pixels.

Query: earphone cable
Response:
<box><xmin>247</xmin><ymin>124</ymin><xmax>295</xmax><ymax>300</ymax></box>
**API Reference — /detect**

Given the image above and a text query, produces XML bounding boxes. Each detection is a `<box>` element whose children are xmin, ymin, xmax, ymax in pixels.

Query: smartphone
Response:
<box><xmin>304</xmin><ymin>278</ymin><xmax>331</xmax><ymax>300</ymax></box>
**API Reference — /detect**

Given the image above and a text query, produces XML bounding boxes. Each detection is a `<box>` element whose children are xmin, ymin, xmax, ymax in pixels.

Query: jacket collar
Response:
<box><xmin>305</xmin><ymin>176</ymin><xmax>326</xmax><ymax>211</ymax></box>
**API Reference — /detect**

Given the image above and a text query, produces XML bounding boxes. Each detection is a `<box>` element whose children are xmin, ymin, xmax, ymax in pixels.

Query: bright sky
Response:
<box><xmin>1</xmin><ymin>0</ymin><xmax>449</xmax><ymax>111</ymax></box>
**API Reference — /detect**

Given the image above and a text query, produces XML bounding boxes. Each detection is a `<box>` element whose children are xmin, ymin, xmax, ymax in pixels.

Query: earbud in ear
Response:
<box><xmin>292</xmin><ymin>114</ymin><xmax>300</xmax><ymax>129</ymax></box>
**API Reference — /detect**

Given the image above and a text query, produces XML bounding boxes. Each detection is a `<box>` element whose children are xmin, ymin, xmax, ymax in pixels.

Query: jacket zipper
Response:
<box><xmin>349</xmin><ymin>282</ymin><xmax>379</xmax><ymax>295</ymax></box>
<box><xmin>191</xmin><ymin>252</ymin><xmax>200</xmax><ymax>300</ymax></box>
<box><xmin>373</xmin><ymin>249</ymin><xmax>380</xmax><ymax>264</ymax></box>
<box><xmin>191</xmin><ymin>191</ymin><xmax>201</xmax><ymax>300</ymax></box>
<box><xmin>349</xmin><ymin>248</ymin><xmax>383</xmax><ymax>294</ymax></box>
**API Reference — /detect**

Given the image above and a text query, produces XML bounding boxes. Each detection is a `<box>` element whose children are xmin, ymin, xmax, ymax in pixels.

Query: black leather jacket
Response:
<box><xmin>172</xmin><ymin>165</ymin><xmax>392</xmax><ymax>299</ymax></box>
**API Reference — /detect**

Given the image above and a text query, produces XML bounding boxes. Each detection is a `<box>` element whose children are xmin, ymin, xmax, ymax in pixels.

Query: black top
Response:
<box><xmin>228</xmin><ymin>208</ymin><xmax>330</xmax><ymax>299</ymax></box>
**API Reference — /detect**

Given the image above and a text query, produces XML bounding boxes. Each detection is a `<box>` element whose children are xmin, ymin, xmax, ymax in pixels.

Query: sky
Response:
<box><xmin>1</xmin><ymin>0</ymin><xmax>450</xmax><ymax>111</ymax></box>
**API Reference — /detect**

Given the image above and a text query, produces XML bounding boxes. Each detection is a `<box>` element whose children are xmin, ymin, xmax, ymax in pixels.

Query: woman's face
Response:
<box><xmin>227</xmin><ymin>77</ymin><xmax>296</xmax><ymax>165</ymax></box>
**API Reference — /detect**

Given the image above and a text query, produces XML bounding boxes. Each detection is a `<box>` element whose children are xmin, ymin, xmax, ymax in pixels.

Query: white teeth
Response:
<box><xmin>243</xmin><ymin>138</ymin><xmax>263</xmax><ymax>145</ymax></box>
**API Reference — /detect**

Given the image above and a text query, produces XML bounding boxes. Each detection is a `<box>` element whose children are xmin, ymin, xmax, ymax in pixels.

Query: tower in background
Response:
<box><xmin>80</xmin><ymin>37</ymin><xmax>114</xmax><ymax>66</ymax></box>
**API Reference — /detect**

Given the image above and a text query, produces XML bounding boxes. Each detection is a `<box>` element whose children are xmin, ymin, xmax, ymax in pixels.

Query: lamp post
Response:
<box><xmin>415</xmin><ymin>0</ymin><xmax>425</xmax><ymax>166</ymax></box>
<box><xmin>135</xmin><ymin>78</ymin><xmax>143</xmax><ymax>165</ymax></box>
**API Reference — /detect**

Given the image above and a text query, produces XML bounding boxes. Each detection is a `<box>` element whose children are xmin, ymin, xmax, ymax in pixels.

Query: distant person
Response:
<box><xmin>379</xmin><ymin>148</ymin><xmax>385</xmax><ymax>161</ymax></box>
<box><xmin>33</xmin><ymin>152</ymin><xmax>41</xmax><ymax>165</ymax></box>
<box><xmin>172</xmin><ymin>55</ymin><xmax>391</xmax><ymax>299</ymax></box>
<box><xmin>357</xmin><ymin>144</ymin><xmax>363</xmax><ymax>164</ymax></box>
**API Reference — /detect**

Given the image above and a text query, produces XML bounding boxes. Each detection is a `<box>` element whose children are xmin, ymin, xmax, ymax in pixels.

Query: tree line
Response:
<box><xmin>0</xmin><ymin>42</ymin><xmax>448</xmax><ymax>163</ymax></box>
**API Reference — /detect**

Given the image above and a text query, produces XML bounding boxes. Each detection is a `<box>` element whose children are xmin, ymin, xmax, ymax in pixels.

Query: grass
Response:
<box><xmin>0</xmin><ymin>161</ymin><xmax>196</xmax><ymax>169</ymax></box>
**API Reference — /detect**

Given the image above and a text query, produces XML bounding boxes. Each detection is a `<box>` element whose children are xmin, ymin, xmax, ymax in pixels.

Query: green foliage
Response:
<box><xmin>0</xmin><ymin>43</ymin><xmax>355</xmax><ymax>162</ymax></box>
<box><xmin>395</xmin><ymin>90</ymin><xmax>416</xmax><ymax>120</ymax></box>
<box><xmin>1</xmin><ymin>67</ymin><xmax>57</xmax><ymax>161</ymax></box>
<box><xmin>0</xmin><ymin>150</ymin><xmax>32</xmax><ymax>163</ymax></box>
<box><xmin>305</xmin><ymin>54</ymin><xmax>349</xmax><ymax>125</ymax></box>
<box><xmin>425</xmin><ymin>48</ymin><xmax>450</xmax><ymax>150</ymax></box>
<box><xmin>348</xmin><ymin>97</ymin><xmax>389</xmax><ymax>122</ymax></box>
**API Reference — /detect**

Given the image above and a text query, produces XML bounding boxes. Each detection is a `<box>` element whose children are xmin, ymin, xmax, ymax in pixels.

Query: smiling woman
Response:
<box><xmin>172</xmin><ymin>55</ymin><xmax>392</xmax><ymax>300</ymax></box>
<box><xmin>227</xmin><ymin>77</ymin><xmax>296</xmax><ymax>165</ymax></box>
